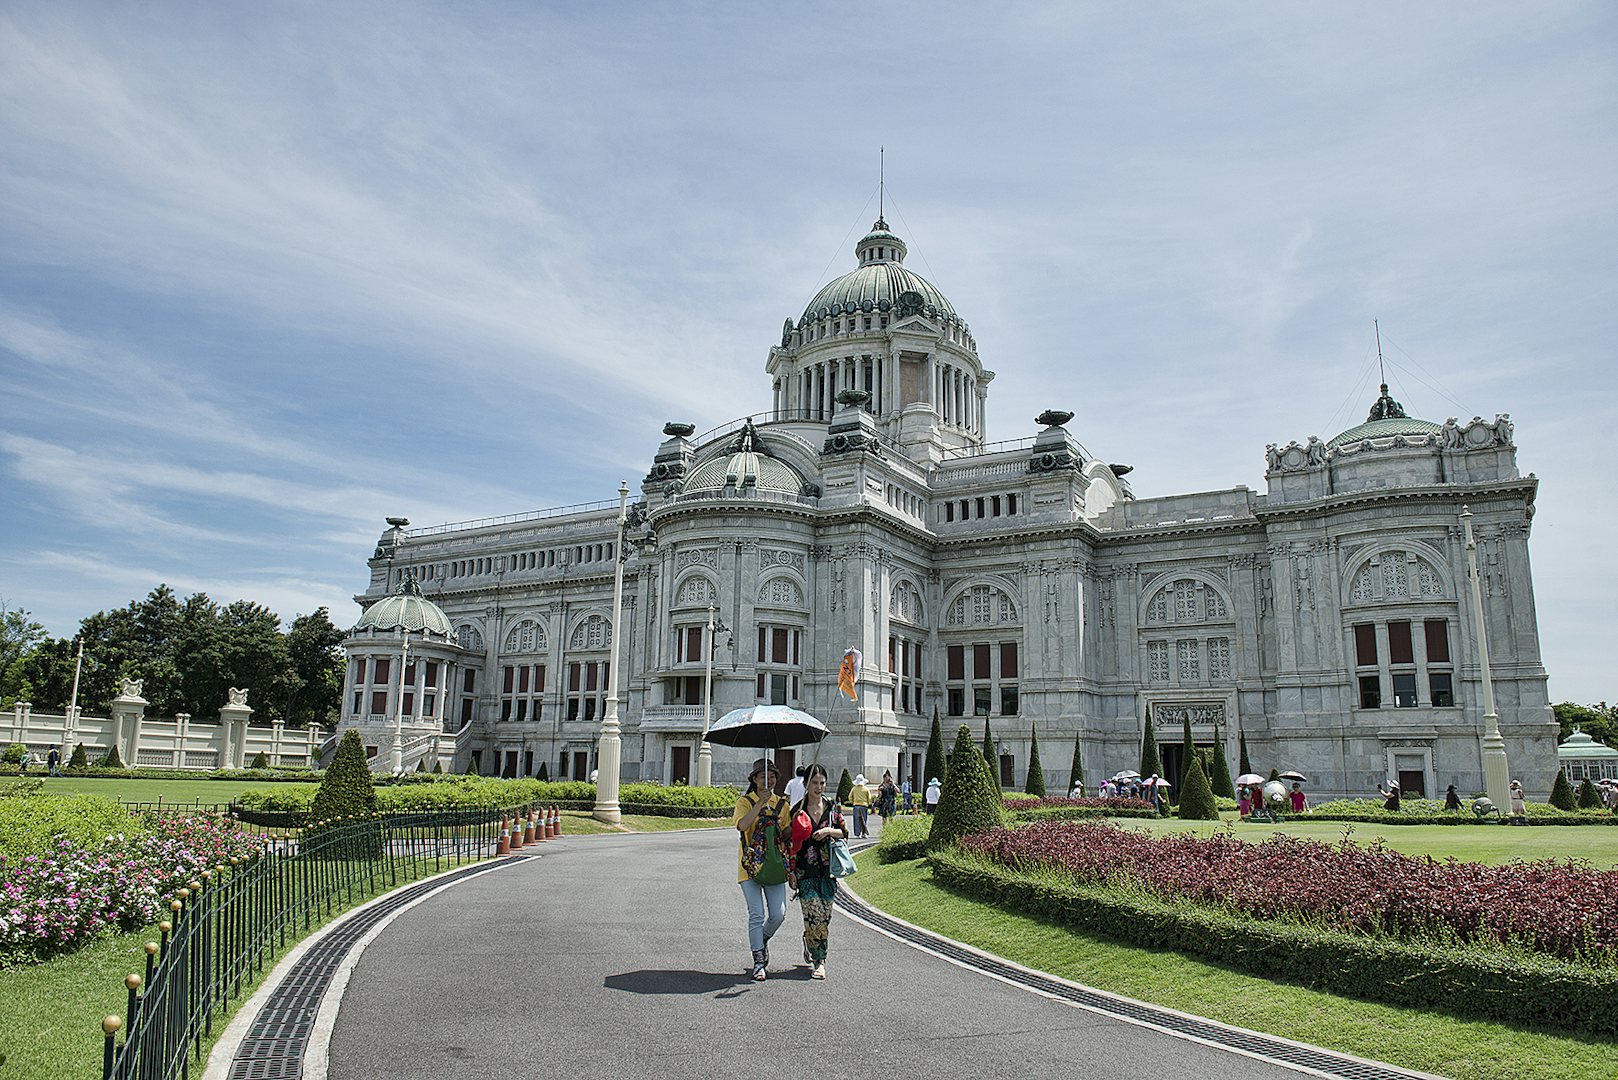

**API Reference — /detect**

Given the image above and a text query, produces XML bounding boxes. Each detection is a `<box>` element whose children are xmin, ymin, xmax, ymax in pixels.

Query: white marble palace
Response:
<box><xmin>339</xmin><ymin>216</ymin><xmax>1557</xmax><ymax>799</ymax></box>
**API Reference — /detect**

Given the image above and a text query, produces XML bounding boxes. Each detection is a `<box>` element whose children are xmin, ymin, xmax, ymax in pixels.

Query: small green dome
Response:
<box><xmin>1328</xmin><ymin>384</ymin><xmax>1442</xmax><ymax>448</ymax></box>
<box><xmin>353</xmin><ymin>576</ymin><xmax>453</xmax><ymax>637</ymax></box>
<box><xmin>683</xmin><ymin>419</ymin><xmax>807</xmax><ymax>495</ymax></box>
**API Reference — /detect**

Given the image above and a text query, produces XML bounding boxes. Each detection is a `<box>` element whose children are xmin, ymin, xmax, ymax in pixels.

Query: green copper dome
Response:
<box><xmin>800</xmin><ymin>218</ymin><xmax>959</xmax><ymax>326</ymax></box>
<box><xmin>353</xmin><ymin>576</ymin><xmax>453</xmax><ymax>637</ymax></box>
<box><xmin>1328</xmin><ymin>384</ymin><xmax>1442</xmax><ymax>448</ymax></box>
<box><xmin>684</xmin><ymin>419</ymin><xmax>808</xmax><ymax>495</ymax></box>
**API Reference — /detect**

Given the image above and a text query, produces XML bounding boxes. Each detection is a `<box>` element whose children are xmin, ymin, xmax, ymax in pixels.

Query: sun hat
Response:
<box><xmin>854</xmin><ymin>774</ymin><xmax>868</xmax><ymax>785</ymax></box>
<box><xmin>749</xmin><ymin>757</ymin><xmax>778</xmax><ymax>777</ymax></box>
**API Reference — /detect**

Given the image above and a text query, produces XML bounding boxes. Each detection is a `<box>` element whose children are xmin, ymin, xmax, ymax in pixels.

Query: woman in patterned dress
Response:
<box><xmin>792</xmin><ymin>763</ymin><xmax>848</xmax><ymax>980</ymax></box>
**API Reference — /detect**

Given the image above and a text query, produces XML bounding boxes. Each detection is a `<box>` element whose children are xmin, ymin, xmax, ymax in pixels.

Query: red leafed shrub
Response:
<box><xmin>959</xmin><ymin>820</ymin><xmax>1618</xmax><ymax>966</ymax></box>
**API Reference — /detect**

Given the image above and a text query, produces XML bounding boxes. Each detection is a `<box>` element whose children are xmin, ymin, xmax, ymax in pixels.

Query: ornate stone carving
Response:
<box><xmin>1035</xmin><ymin>409</ymin><xmax>1074</xmax><ymax>427</ymax></box>
<box><xmin>760</xmin><ymin>548</ymin><xmax>806</xmax><ymax>574</ymax></box>
<box><xmin>946</xmin><ymin>584</ymin><xmax>1019</xmax><ymax>627</ymax></box>
<box><xmin>119</xmin><ymin>678</ymin><xmax>144</xmax><ymax>699</ymax></box>
<box><xmin>758</xmin><ymin>576</ymin><xmax>805</xmax><ymax>608</ymax></box>
<box><xmin>227</xmin><ymin>687</ymin><xmax>249</xmax><ymax>707</ymax></box>
<box><xmin>663</xmin><ymin>422</ymin><xmax>695</xmax><ymax>437</ymax></box>
<box><xmin>675</xmin><ymin>547</ymin><xmax>719</xmax><ymax>571</ymax></box>
<box><xmin>1152</xmin><ymin>702</ymin><xmax>1226</xmax><ymax>726</ymax></box>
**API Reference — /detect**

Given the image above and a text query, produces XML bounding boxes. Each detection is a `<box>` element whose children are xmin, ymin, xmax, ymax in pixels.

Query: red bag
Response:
<box><xmin>789</xmin><ymin>809</ymin><xmax>813</xmax><ymax>854</ymax></box>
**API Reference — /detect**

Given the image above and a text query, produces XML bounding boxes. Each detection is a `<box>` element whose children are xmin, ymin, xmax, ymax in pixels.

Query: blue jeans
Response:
<box><xmin>852</xmin><ymin>805</ymin><xmax>868</xmax><ymax>836</ymax></box>
<box><xmin>739</xmin><ymin>879</ymin><xmax>787</xmax><ymax>952</ymax></box>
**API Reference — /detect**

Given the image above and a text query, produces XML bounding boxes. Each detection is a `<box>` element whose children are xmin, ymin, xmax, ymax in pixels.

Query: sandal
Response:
<box><xmin>810</xmin><ymin>964</ymin><xmax>825</xmax><ymax>980</ymax></box>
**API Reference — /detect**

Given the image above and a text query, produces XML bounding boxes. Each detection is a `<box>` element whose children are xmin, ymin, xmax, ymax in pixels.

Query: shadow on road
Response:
<box><xmin>604</xmin><ymin>969</ymin><xmax>760</xmax><ymax>995</ymax></box>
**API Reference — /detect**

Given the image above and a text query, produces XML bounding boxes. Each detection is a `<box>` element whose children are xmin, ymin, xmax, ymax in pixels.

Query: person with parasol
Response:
<box><xmin>731</xmin><ymin>758</ymin><xmax>793</xmax><ymax>981</ymax></box>
<box><xmin>706</xmin><ymin>702</ymin><xmax>831</xmax><ymax>982</ymax></box>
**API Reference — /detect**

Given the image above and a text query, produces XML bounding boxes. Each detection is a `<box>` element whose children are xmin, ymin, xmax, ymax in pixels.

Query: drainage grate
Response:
<box><xmin>226</xmin><ymin>858</ymin><xmax>519</xmax><ymax>1080</ymax></box>
<box><xmin>834</xmin><ymin>887</ymin><xmax>1423</xmax><ymax>1080</ymax></box>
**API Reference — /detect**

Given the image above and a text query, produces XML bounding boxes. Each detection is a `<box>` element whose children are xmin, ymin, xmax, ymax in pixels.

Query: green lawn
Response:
<box><xmin>1105</xmin><ymin>813</ymin><xmax>1618</xmax><ymax>868</ymax></box>
<box><xmin>850</xmin><ymin>854</ymin><xmax>1618</xmax><ymax>1080</ymax></box>
<box><xmin>11</xmin><ymin>775</ymin><xmax>317</xmax><ymax>805</ymax></box>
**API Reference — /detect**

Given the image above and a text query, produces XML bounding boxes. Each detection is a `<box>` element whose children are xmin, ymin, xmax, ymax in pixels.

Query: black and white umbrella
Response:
<box><xmin>704</xmin><ymin>704</ymin><xmax>829</xmax><ymax>750</ymax></box>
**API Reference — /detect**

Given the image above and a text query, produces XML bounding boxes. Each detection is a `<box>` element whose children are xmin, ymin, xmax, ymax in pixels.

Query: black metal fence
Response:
<box><xmin>99</xmin><ymin>805</ymin><xmax>522</xmax><ymax>1080</ymax></box>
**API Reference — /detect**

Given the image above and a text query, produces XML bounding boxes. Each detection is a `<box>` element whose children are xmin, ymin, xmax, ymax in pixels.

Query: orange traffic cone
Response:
<box><xmin>551</xmin><ymin>807</ymin><xmax>562</xmax><ymax>837</ymax></box>
<box><xmin>524</xmin><ymin>810</ymin><xmax>537</xmax><ymax>844</ymax></box>
<box><xmin>497</xmin><ymin>819</ymin><xmax>510</xmax><ymax>855</ymax></box>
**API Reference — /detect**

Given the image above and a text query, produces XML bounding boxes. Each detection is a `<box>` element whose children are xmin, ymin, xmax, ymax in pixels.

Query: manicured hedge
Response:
<box><xmin>0</xmin><ymin>789</ymin><xmax>141</xmax><ymax>860</ymax></box>
<box><xmin>1306</xmin><ymin>797</ymin><xmax>1616</xmax><ymax>827</ymax></box>
<box><xmin>874</xmin><ymin>816</ymin><xmax>931</xmax><ymax>863</ymax></box>
<box><xmin>927</xmin><ymin>847</ymin><xmax>1618</xmax><ymax>1036</ymax></box>
<box><xmin>233</xmin><ymin>778</ymin><xmax>736</xmax><ymax>818</ymax></box>
<box><xmin>1006</xmin><ymin>796</ymin><xmax>1159</xmax><ymax>823</ymax></box>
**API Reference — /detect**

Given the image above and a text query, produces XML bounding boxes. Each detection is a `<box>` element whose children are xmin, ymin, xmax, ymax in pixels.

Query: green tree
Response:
<box><xmin>1577</xmin><ymin>777</ymin><xmax>1603</xmax><ymax>809</ymax></box>
<box><xmin>1238</xmin><ymin>725</ymin><xmax>1252</xmax><ymax>776</ymax></box>
<box><xmin>0</xmin><ymin>600</ymin><xmax>46</xmax><ymax>705</ymax></box>
<box><xmin>1179</xmin><ymin>709</ymin><xmax>1195</xmax><ymax>801</ymax></box>
<box><xmin>1549</xmin><ymin>770</ymin><xmax>1576</xmax><ymax>811</ymax></box>
<box><xmin>1139</xmin><ymin>707</ymin><xmax>1161</xmax><ymax>779</ymax></box>
<box><xmin>929</xmin><ymin>724</ymin><xmax>1005</xmax><ymax>850</ymax></box>
<box><xmin>250</xmin><ymin>751</ymin><xmax>270</xmax><ymax>770</ymax></box>
<box><xmin>11</xmin><ymin>636</ymin><xmax>77</xmax><ymax>710</ymax></box>
<box><xmin>1068</xmin><ymin>735</ymin><xmax>1084</xmax><ymax>796</ymax></box>
<box><xmin>836</xmin><ymin>768</ymin><xmax>854</xmax><ymax>805</ymax></box>
<box><xmin>924</xmin><ymin>708</ymin><xmax>946</xmax><ymax>787</ymax></box>
<box><xmin>1176</xmin><ymin>753</ymin><xmax>1219</xmax><ymax>820</ymax></box>
<box><xmin>286</xmin><ymin>608</ymin><xmax>346</xmax><ymax>728</ymax></box>
<box><xmin>1208</xmin><ymin>730</ymin><xmax>1236</xmax><ymax>799</ymax></box>
<box><xmin>1552</xmin><ymin>702</ymin><xmax>1618</xmax><ymax>749</ymax></box>
<box><xmin>97</xmin><ymin>742</ymin><xmax>125</xmax><ymax>769</ymax></box>
<box><xmin>1024</xmin><ymin>727</ymin><xmax>1046</xmax><ymax>796</ymax></box>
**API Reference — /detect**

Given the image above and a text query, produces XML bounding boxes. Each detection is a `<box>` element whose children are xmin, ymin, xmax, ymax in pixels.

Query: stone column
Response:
<box><xmin>109</xmin><ymin>682</ymin><xmax>148</xmax><ymax>764</ymax></box>
<box><xmin>219</xmin><ymin>690</ymin><xmax>253</xmax><ymax>770</ymax></box>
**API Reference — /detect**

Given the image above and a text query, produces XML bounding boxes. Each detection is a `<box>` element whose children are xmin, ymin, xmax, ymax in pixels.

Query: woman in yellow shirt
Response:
<box><xmin>731</xmin><ymin>757</ymin><xmax>793</xmax><ymax>981</ymax></box>
<box><xmin>848</xmin><ymin>774</ymin><xmax>872</xmax><ymax>837</ymax></box>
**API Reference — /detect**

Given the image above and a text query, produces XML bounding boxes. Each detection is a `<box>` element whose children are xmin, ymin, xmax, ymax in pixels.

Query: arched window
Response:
<box><xmin>757</xmin><ymin>576</ymin><xmax>805</xmax><ymax>608</ymax></box>
<box><xmin>947</xmin><ymin>584</ymin><xmax>1018</xmax><ymax>627</ymax></box>
<box><xmin>504</xmin><ymin>619</ymin><xmax>546</xmax><ymax>654</ymax></box>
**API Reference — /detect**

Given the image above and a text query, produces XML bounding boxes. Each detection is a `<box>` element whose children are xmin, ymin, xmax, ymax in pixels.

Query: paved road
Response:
<box><xmin>327</xmin><ymin>828</ymin><xmax>1314</xmax><ymax>1080</ymax></box>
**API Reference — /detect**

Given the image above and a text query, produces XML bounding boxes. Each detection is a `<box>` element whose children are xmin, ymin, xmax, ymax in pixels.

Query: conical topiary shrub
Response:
<box><xmin>982</xmin><ymin>716</ymin><xmax>995</xmax><ymax>774</ymax></box>
<box><xmin>431</xmin><ymin>760</ymin><xmax>443</xmax><ymax>775</ymax></box>
<box><xmin>1176</xmin><ymin>753</ymin><xmax>1219</xmax><ymax>820</ymax></box>
<box><xmin>536</xmin><ymin>761</ymin><xmax>548</xmax><ymax>781</ymax></box>
<box><xmin>66</xmin><ymin>743</ymin><xmax>89</xmax><ymax>772</ymax></box>
<box><xmin>929</xmin><ymin>725</ymin><xmax>1005</xmax><ymax>851</ymax></box>
<box><xmin>1179</xmin><ymin>711</ymin><xmax>1195</xmax><ymax>800</ymax></box>
<box><xmin>836</xmin><ymin>767</ymin><xmax>854</xmax><ymax>806</ymax></box>
<box><xmin>414</xmin><ymin>757</ymin><xmax>426</xmax><ymax>772</ymax></box>
<box><xmin>1139</xmin><ymin>708</ymin><xmax>1161</xmax><ymax>779</ymax></box>
<box><xmin>1024</xmin><ymin>727</ymin><xmax>1046</xmax><ymax>797</ymax></box>
<box><xmin>1068</xmin><ymin>735</ymin><xmax>1083</xmax><ymax>795</ymax></box>
<box><xmin>1209</xmin><ymin>733</ymin><xmax>1236</xmax><ymax>799</ymax></box>
<box><xmin>924</xmin><ymin>709</ymin><xmax>946</xmax><ymax>788</ymax></box>
<box><xmin>97</xmin><ymin>742</ymin><xmax>125</xmax><ymax>769</ymax></box>
<box><xmin>1549</xmin><ymin>770</ymin><xmax>1577</xmax><ymax>811</ymax></box>
<box><xmin>311</xmin><ymin>730</ymin><xmax>380</xmax><ymax>836</ymax></box>
<box><xmin>1269</xmin><ymin>767</ymin><xmax>1280</xmax><ymax>781</ymax></box>
<box><xmin>1239</xmin><ymin>726</ymin><xmax>1252</xmax><ymax>776</ymax></box>
<box><xmin>249</xmin><ymin>751</ymin><xmax>270</xmax><ymax>770</ymax></box>
<box><xmin>1577</xmin><ymin>777</ymin><xmax>1603</xmax><ymax>809</ymax></box>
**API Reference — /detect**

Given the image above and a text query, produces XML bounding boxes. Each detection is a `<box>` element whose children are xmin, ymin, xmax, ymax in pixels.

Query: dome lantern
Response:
<box><xmin>352</xmin><ymin>572</ymin><xmax>454</xmax><ymax>639</ymax></box>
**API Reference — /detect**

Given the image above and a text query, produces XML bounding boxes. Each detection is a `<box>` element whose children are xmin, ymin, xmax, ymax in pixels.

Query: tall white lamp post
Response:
<box><xmin>695</xmin><ymin>602</ymin><xmax>728</xmax><ymax>788</ymax></box>
<box><xmin>390</xmin><ymin>629</ymin><xmax>415</xmax><ymax>776</ymax></box>
<box><xmin>1462</xmin><ymin>506</ymin><xmax>1512</xmax><ymax>807</ymax></box>
<box><xmin>65</xmin><ymin>639</ymin><xmax>84</xmax><ymax>743</ymax></box>
<box><xmin>594</xmin><ymin>482</ymin><xmax>631</xmax><ymax>823</ymax></box>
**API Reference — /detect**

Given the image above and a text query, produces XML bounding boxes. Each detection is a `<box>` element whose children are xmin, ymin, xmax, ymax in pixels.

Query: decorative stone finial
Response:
<box><xmin>385</xmin><ymin>516</ymin><xmax>410</xmax><ymax>528</ymax></box>
<box><xmin>662</xmin><ymin>422</ymin><xmax>695</xmax><ymax>438</ymax></box>
<box><xmin>1035</xmin><ymin>410</ymin><xmax>1074</xmax><ymax>428</ymax></box>
<box><xmin>835</xmin><ymin>389</ymin><xmax>871</xmax><ymax>408</ymax></box>
<box><xmin>1365</xmin><ymin>385</ymin><xmax>1408</xmax><ymax>422</ymax></box>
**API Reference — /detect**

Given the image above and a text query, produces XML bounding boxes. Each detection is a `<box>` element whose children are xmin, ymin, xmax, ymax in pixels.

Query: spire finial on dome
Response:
<box><xmin>1366</xmin><ymin>384</ymin><xmax>1409</xmax><ymax>422</ymax></box>
<box><xmin>398</xmin><ymin>571</ymin><xmax>423</xmax><ymax>597</ymax></box>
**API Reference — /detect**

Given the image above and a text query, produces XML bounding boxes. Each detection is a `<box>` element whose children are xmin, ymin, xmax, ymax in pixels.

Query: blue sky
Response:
<box><xmin>1</xmin><ymin>2</ymin><xmax>1614</xmax><ymax>702</ymax></box>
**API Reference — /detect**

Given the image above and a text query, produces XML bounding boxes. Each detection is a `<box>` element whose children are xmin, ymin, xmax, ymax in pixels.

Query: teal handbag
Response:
<box><xmin>828</xmin><ymin>837</ymin><xmax>856</xmax><ymax>878</ymax></box>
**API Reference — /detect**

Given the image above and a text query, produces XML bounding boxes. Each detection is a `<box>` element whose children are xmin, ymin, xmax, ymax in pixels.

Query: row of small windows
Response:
<box><xmin>788</xmin><ymin>314</ymin><xmax>976</xmax><ymax>352</ymax></box>
<box><xmin>1353</xmin><ymin>620</ymin><xmax>1454</xmax><ymax>709</ymax></box>
<box><xmin>404</xmin><ymin>544</ymin><xmax>617</xmax><ymax>584</ymax></box>
<box><xmin>940</xmin><ymin>493</ymin><xmax>1019</xmax><ymax>523</ymax></box>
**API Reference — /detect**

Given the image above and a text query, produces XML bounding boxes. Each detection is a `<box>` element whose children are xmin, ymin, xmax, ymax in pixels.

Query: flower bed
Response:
<box><xmin>1</xmin><ymin>813</ymin><xmax>265</xmax><ymax>965</ymax></box>
<box><xmin>960</xmin><ymin>820</ymin><xmax>1618</xmax><ymax>965</ymax></box>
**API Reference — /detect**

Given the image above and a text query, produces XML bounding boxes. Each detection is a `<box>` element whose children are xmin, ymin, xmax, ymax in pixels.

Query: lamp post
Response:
<box><xmin>65</xmin><ymin>639</ymin><xmax>84</xmax><ymax>742</ymax></box>
<box><xmin>696</xmin><ymin>602</ymin><xmax>729</xmax><ymax>788</ymax></box>
<box><xmin>391</xmin><ymin>629</ymin><xmax>415</xmax><ymax>776</ymax></box>
<box><xmin>594</xmin><ymin>482</ymin><xmax>631</xmax><ymax>823</ymax></box>
<box><xmin>1462</xmin><ymin>506</ymin><xmax>1512</xmax><ymax>807</ymax></box>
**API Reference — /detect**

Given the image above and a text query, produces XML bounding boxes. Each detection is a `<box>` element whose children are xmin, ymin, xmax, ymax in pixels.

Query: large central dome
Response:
<box><xmin>800</xmin><ymin>219</ymin><xmax>959</xmax><ymax>324</ymax></box>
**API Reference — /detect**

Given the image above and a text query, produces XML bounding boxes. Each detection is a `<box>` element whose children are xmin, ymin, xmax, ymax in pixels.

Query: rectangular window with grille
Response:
<box><xmin>755</xmin><ymin>623</ymin><xmax>803</xmax><ymax>705</ymax></box>
<box><xmin>946</xmin><ymin>639</ymin><xmax>1020</xmax><ymax>719</ymax></box>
